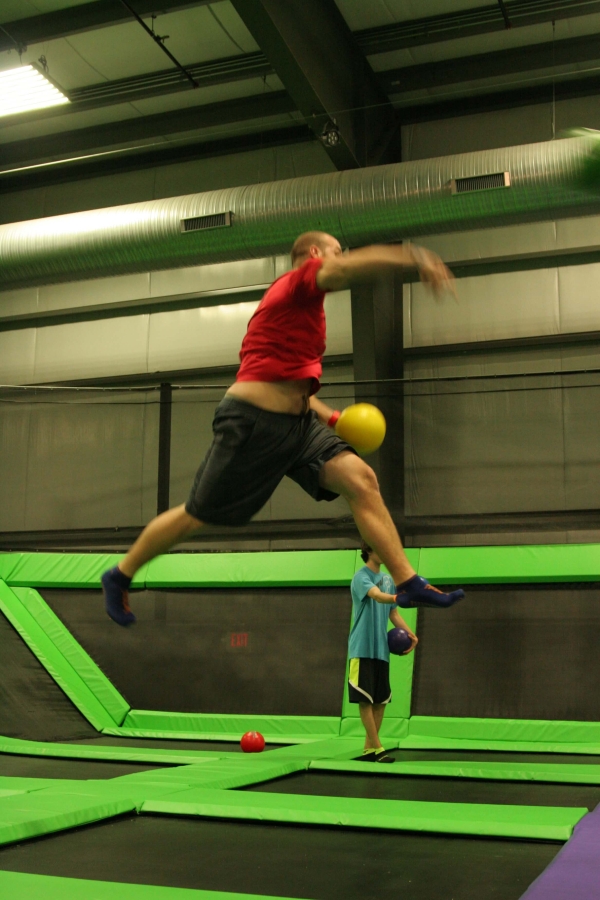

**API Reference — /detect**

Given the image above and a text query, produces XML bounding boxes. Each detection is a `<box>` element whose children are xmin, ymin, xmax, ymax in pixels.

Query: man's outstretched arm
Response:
<box><xmin>316</xmin><ymin>243</ymin><xmax>455</xmax><ymax>298</ymax></box>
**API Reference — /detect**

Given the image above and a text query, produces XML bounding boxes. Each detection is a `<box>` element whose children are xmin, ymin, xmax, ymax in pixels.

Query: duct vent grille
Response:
<box><xmin>181</xmin><ymin>212</ymin><xmax>231</xmax><ymax>233</ymax></box>
<box><xmin>451</xmin><ymin>172</ymin><xmax>510</xmax><ymax>194</ymax></box>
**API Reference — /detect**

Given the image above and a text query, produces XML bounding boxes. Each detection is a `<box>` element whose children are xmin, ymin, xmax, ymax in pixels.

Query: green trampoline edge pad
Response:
<box><xmin>0</xmin><ymin>794</ymin><xmax>135</xmax><ymax>847</ymax></box>
<box><xmin>0</xmin><ymin>580</ymin><xmax>116</xmax><ymax>731</ymax></box>
<box><xmin>144</xmin><ymin>550</ymin><xmax>358</xmax><ymax>587</ymax></box>
<box><xmin>309</xmin><ymin>760</ymin><xmax>600</xmax><ymax>784</ymax></box>
<box><xmin>0</xmin><ymin>870</ymin><xmax>304</xmax><ymax>900</ymax></box>
<box><xmin>11</xmin><ymin>586</ymin><xmax>129</xmax><ymax>727</ymax></box>
<box><xmin>121</xmin><ymin>711</ymin><xmax>341</xmax><ymax>739</ymax></box>
<box><xmin>102</xmin><ymin>728</ymin><xmax>321</xmax><ymax>745</ymax></box>
<box><xmin>3</xmin><ymin>543</ymin><xmax>600</xmax><ymax>588</ymax></box>
<box><xmin>141</xmin><ymin>789</ymin><xmax>586</xmax><ymax>840</ymax></box>
<box><xmin>0</xmin><ymin>735</ymin><xmax>226</xmax><ymax>765</ymax></box>
<box><xmin>418</xmin><ymin>543</ymin><xmax>600</xmax><ymax>583</ymax></box>
<box><xmin>4</xmin><ymin>554</ymin><xmax>147</xmax><ymax>588</ymax></box>
<box><xmin>409</xmin><ymin>717</ymin><xmax>600</xmax><ymax>744</ymax></box>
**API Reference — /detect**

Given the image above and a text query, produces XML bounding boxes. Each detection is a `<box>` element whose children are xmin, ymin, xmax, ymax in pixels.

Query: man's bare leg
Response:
<box><xmin>320</xmin><ymin>452</ymin><xmax>414</xmax><ymax>585</ymax></box>
<box><xmin>119</xmin><ymin>504</ymin><xmax>203</xmax><ymax>578</ymax></box>
<box><xmin>321</xmin><ymin>452</ymin><xmax>464</xmax><ymax>608</ymax></box>
<box><xmin>102</xmin><ymin>504</ymin><xmax>202</xmax><ymax>625</ymax></box>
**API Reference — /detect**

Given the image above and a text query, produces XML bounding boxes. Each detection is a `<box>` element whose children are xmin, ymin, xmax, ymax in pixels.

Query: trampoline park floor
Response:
<box><xmin>1</xmin><ymin>733</ymin><xmax>598</xmax><ymax>898</ymax></box>
<box><xmin>3</xmin><ymin>550</ymin><xmax>600</xmax><ymax>899</ymax></box>
<box><xmin>0</xmin><ymin>813</ymin><xmax>563</xmax><ymax>900</ymax></box>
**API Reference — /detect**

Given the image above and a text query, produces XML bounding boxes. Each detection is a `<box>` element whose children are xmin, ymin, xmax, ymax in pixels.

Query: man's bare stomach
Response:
<box><xmin>226</xmin><ymin>379</ymin><xmax>312</xmax><ymax>415</ymax></box>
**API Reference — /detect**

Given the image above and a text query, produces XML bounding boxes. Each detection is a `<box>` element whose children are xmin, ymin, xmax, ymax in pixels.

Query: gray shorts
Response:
<box><xmin>185</xmin><ymin>396</ymin><xmax>355</xmax><ymax>526</ymax></box>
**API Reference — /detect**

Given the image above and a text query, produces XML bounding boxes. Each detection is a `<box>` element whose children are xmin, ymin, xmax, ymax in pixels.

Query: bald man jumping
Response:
<box><xmin>102</xmin><ymin>232</ymin><xmax>464</xmax><ymax>625</ymax></box>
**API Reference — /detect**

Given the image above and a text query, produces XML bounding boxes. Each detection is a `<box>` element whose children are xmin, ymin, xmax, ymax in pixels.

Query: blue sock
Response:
<box><xmin>110</xmin><ymin>566</ymin><xmax>132</xmax><ymax>589</ymax></box>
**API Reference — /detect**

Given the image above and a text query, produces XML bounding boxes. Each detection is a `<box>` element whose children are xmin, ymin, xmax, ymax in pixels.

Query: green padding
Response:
<box><xmin>266</xmin><ymin>738</ymin><xmax>369</xmax><ymax>760</ymax></box>
<box><xmin>0</xmin><ymin>581</ymin><xmax>114</xmax><ymax>731</ymax></box>
<box><xmin>5</xmin><ymin>544</ymin><xmax>600</xmax><ymax>588</ymax></box>
<box><xmin>143</xmin><ymin>787</ymin><xmax>586</xmax><ymax>840</ymax></box>
<box><xmin>0</xmin><ymin>778</ymin><xmax>195</xmax><ymax>808</ymax></box>
<box><xmin>0</xmin><ymin>871</ymin><xmax>303</xmax><ymax>900</ymax></box>
<box><xmin>418</xmin><ymin>543</ymin><xmax>600</xmax><ymax>583</ymax></box>
<box><xmin>0</xmin><ymin>776</ymin><xmax>85</xmax><ymax>793</ymax></box>
<box><xmin>0</xmin><ymin>791</ymin><xmax>134</xmax><ymax>846</ymax></box>
<box><xmin>311</xmin><ymin>759</ymin><xmax>600</xmax><ymax>784</ymax></box>
<box><xmin>113</xmin><ymin>760</ymin><xmax>306</xmax><ymax>793</ymax></box>
<box><xmin>0</xmin><ymin>552</ymin><xmax>22</xmax><ymax>581</ymax></box>
<box><xmin>397</xmin><ymin>735</ymin><xmax>600</xmax><ymax>755</ymax></box>
<box><xmin>409</xmin><ymin>717</ymin><xmax>600</xmax><ymax>743</ymax></box>
<box><xmin>121</xmin><ymin>711</ymin><xmax>340</xmax><ymax>740</ymax></box>
<box><xmin>102</xmin><ymin>727</ymin><xmax>307</xmax><ymax>744</ymax></box>
<box><xmin>145</xmin><ymin>550</ymin><xmax>357</xmax><ymax>587</ymax></box>
<box><xmin>103</xmin><ymin>727</ymin><xmax>322</xmax><ymax>745</ymax></box>
<box><xmin>12</xmin><ymin>587</ymin><xmax>129</xmax><ymax>726</ymax></box>
<box><xmin>339</xmin><ymin>718</ymin><xmax>409</xmax><ymax>739</ymax></box>
<box><xmin>352</xmin><ymin>550</ymin><xmax>420</xmax><ymax>575</ymax></box>
<box><xmin>388</xmin><ymin>608</ymin><xmax>418</xmax><ymax>719</ymax></box>
<box><xmin>0</xmin><ymin>735</ymin><xmax>229</xmax><ymax>765</ymax></box>
<box><xmin>5</xmin><ymin>553</ymin><xmax>147</xmax><ymax>588</ymax></box>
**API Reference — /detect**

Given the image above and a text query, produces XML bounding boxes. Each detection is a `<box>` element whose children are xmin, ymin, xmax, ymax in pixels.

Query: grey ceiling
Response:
<box><xmin>2</xmin><ymin>0</ymin><xmax>600</xmax><ymax>192</ymax></box>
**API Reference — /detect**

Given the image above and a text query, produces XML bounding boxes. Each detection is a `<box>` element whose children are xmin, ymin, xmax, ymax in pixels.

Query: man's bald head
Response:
<box><xmin>290</xmin><ymin>231</ymin><xmax>342</xmax><ymax>266</ymax></box>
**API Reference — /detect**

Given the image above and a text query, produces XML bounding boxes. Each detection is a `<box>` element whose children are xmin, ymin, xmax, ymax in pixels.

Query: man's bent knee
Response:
<box><xmin>338</xmin><ymin>459</ymin><xmax>380</xmax><ymax>502</ymax></box>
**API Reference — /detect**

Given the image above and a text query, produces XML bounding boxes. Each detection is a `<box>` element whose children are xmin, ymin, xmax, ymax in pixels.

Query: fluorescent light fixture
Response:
<box><xmin>0</xmin><ymin>64</ymin><xmax>70</xmax><ymax>117</ymax></box>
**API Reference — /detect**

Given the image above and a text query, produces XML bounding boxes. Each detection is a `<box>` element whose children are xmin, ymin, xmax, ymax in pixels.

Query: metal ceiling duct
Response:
<box><xmin>1</xmin><ymin>133</ymin><xmax>600</xmax><ymax>290</ymax></box>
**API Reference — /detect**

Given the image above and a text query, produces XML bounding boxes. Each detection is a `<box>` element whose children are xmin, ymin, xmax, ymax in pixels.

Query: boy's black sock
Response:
<box><xmin>374</xmin><ymin>748</ymin><xmax>395</xmax><ymax>763</ymax></box>
<box><xmin>359</xmin><ymin>750</ymin><xmax>377</xmax><ymax>762</ymax></box>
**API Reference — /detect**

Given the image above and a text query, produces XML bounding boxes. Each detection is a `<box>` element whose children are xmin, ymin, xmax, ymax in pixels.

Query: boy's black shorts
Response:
<box><xmin>185</xmin><ymin>395</ymin><xmax>355</xmax><ymax>527</ymax></box>
<box><xmin>348</xmin><ymin>658</ymin><xmax>392</xmax><ymax>705</ymax></box>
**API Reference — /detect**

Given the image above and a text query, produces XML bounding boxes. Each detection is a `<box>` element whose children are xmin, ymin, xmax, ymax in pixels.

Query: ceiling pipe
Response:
<box><xmin>1</xmin><ymin>133</ymin><xmax>600</xmax><ymax>290</ymax></box>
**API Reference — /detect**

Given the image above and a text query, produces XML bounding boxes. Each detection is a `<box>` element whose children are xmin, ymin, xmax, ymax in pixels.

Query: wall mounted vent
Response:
<box><xmin>181</xmin><ymin>212</ymin><xmax>232</xmax><ymax>233</ymax></box>
<box><xmin>450</xmin><ymin>172</ymin><xmax>510</xmax><ymax>194</ymax></box>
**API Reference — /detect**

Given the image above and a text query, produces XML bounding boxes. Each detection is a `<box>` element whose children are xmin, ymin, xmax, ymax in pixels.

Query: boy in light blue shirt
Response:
<box><xmin>349</xmin><ymin>541</ymin><xmax>418</xmax><ymax>762</ymax></box>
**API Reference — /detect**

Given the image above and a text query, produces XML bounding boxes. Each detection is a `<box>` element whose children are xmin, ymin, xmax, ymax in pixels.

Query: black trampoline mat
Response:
<box><xmin>0</xmin><ymin>754</ymin><xmax>164</xmax><ymax>780</ymax></box>
<box><xmin>41</xmin><ymin>588</ymin><xmax>350</xmax><ymax>716</ymax></box>
<box><xmin>391</xmin><ymin>749</ymin><xmax>600</xmax><ymax>765</ymax></box>
<box><xmin>242</xmin><ymin>769</ymin><xmax>600</xmax><ymax>809</ymax></box>
<box><xmin>413</xmin><ymin>584</ymin><xmax>600</xmax><ymax>721</ymax></box>
<box><xmin>0</xmin><ymin>814</ymin><xmax>560</xmax><ymax>900</ymax></box>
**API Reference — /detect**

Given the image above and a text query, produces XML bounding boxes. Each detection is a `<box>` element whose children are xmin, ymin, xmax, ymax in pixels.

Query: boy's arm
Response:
<box><xmin>367</xmin><ymin>586</ymin><xmax>397</xmax><ymax>605</ymax></box>
<box><xmin>389</xmin><ymin>607</ymin><xmax>418</xmax><ymax>654</ymax></box>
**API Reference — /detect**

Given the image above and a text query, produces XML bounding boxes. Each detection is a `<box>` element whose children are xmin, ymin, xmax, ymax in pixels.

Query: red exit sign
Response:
<box><xmin>230</xmin><ymin>632</ymin><xmax>248</xmax><ymax>647</ymax></box>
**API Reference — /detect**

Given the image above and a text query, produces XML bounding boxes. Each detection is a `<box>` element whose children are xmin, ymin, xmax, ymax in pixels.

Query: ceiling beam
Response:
<box><xmin>0</xmin><ymin>124</ymin><xmax>312</xmax><ymax>195</ymax></box>
<box><xmin>355</xmin><ymin>0</ymin><xmax>600</xmax><ymax>56</ymax></box>
<box><xmin>229</xmin><ymin>0</ymin><xmax>400</xmax><ymax>170</ymax></box>
<box><xmin>4</xmin><ymin>0</ymin><xmax>600</xmax><ymax>57</ymax></box>
<box><xmin>381</xmin><ymin>31</ymin><xmax>600</xmax><ymax>95</ymax></box>
<box><xmin>0</xmin><ymin>91</ymin><xmax>295</xmax><ymax>169</ymax></box>
<box><xmin>399</xmin><ymin>70</ymin><xmax>600</xmax><ymax>123</ymax></box>
<box><xmin>0</xmin><ymin>0</ymin><xmax>212</xmax><ymax>52</ymax></box>
<box><xmin>6</xmin><ymin>25</ymin><xmax>599</xmax><ymax>133</ymax></box>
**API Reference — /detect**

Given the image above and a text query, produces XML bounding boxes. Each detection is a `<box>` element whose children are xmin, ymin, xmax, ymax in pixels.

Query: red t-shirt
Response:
<box><xmin>236</xmin><ymin>258</ymin><xmax>327</xmax><ymax>395</ymax></box>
